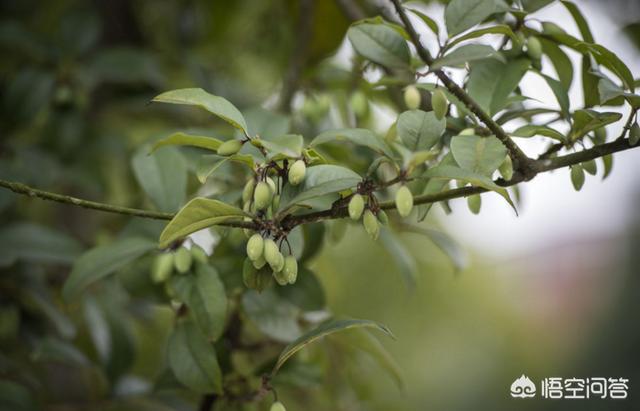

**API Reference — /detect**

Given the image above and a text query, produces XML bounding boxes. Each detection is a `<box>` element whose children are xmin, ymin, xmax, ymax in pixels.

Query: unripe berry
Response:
<box><xmin>273</xmin><ymin>268</ymin><xmax>288</xmax><ymax>286</ymax></box>
<box><xmin>348</xmin><ymin>194</ymin><xmax>365</xmax><ymax>220</ymax></box>
<box><xmin>151</xmin><ymin>253</ymin><xmax>174</xmax><ymax>283</ymax></box>
<box><xmin>432</xmin><ymin>89</ymin><xmax>448</xmax><ymax>120</ymax></box>
<box><xmin>252</xmin><ymin>255</ymin><xmax>267</xmax><ymax>269</ymax></box>
<box><xmin>272</xmin><ymin>194</ymin><xmax>280</xmax><ymax>211</ymax></box>
<box><xmin>498</xmin><ymin>156</ymin><xmax>513</xmax><ymax>181</ymax></box>
<box><xmin>404</xmin><ymin>85</ymin><xmax>421</xmax><ymax>110</ymax></box>
<box><xmin>467</xmin><ymin>194</ymin><xmax>481</xmax><ymax>214</ymax></box>
<box><xmin>377</xmin><ymin>209</ymin><xmax>389</xmax><ymax>225</ymax></box>
<box><xmin>270</xmin><ymin>402</ymin><xmax>286</xmax><ymax>411</ymax></box>
<box><xmin>190</xmin><ymin>245</ymin><xmax>208</xmax><ymax>264</ymax></box>
<box><xmin>460</xmin><ymin>128</ymin><xmax>475</xmax><ymax>136</ymax></box>
<box><xmin>242</xmin><ymin>179</ymin><xmax>255</xmax><ymax>203</ymax></box>
<box><xmin>266</xmin><ymin>177</ymin><xmax>277</xmax><ymax>194</ymax></box>
<box><xmin>288</xmin><ymin>160</ymin><xmax>306</xmax><ymax>186</ymax></box>
<box><xmin>246</xmin><ymin>234</ymin><xmax>264</xmax><ymax>261</ymax></box>
<box><xmin>217</xmin><ymin>139</ymin><xmax>243</xmax><ymax>156</ymax></box>
<box><xmin>363</xmin><ymin>209</ymin><xmax>379</xmax><ymax>240</ymax></box>
<box><xmin>264</xmin><ymin>239</ymin><xmax>283</xmax><ymax>271</ymax></box>
<box><xmin>526</xmin><ymin>36</ymin><xmax>542</xmax><ymax>60</ymax></box>
<box><xmin>174</xmin><ymin>247</ymin><xmax>192</xmax><ymax>274</ymax></box>
<box><xmin>349</xmin><ymin>90</ymin><xmax>369</xmax><ymax>118</ymax></box>
<box><xmin>253</xmin><ymin>182</ymin><xmax>272</xmax><ymax>210</ymax></box>
<box><xmin>283</xmin><ymin>256</ymin><xmax>298</xmax><ymax>284</ymax></box>
<box><xmin>395</xmin><ymin>186</ymin><xmax>414</xmax><ymax>218</ymax></box>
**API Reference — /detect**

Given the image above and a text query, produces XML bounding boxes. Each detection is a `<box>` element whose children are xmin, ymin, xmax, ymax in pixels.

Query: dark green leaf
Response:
<box><xmin>379</xmin><ymin>228</ymin><xmax>417</xmax><ymax>288</ymax></box>
<box><xmin>561</xmin><ymin>1</ymin><xmax>594</xmax><ymax>43</ymax></box>
<box><xmin>242</xmin><ymin>289</ymin><xmax>301</xmax><ymax>343</ymax></box>
<box><xmin>450</xmin><ymin>135</ymin><xmax>507</xmax><ymax>175</ymax></box>
<box><xmin>132</xmin><ymin>146</ymin><xmax>187</xmax><ymax>212</ymax></box>
<box><xmin>540</xmin><ymin>73</ymin><xmax>570</xmax><ymax>117</ymax></box>
<box><xmin>467</xmin><ymin>58</ymin><xmax>530</xmax><ymax>115</ymax></box>
<box><xmin>280</xmin><ymin>165</ymin><xmax>361</xmax><ymax>210</ymax></box>
<box><xmin>260</xmin><ymin>134</ymin><xmax>304</xmax><ymax>159</ymax></box>
<box><xmin>312</xmin><ymin>128</ymin><xmax>394</xmax><ymax>157</ymax></box>
<box><xmin>347</xmin><ymin>22</ymin><xmax>410</xmax><ymax>69</ymax></box>
<box><xmin>189</xmin><ymin>263</ymin><xmax>227</xmax><ymax>341</ymax></box>
<box><xmin>539</xmin><ymin>38</ymin><xmax>573</xmax><ymax>91</ymax></box>
<box><xmin>431</xmin><ymin>44</ymin><xmax>503</xmax><ymax>70</ymax></box>
<box><xmin>406</xmin><ymin>8</ymin><xmax>439</xmax><ymax>36</ymax></box>
<box><xmin>0</xmin><ymin>223</ymin><xmax>82</xmax><ymax>267</ymax></box>
<box><xmin>397</xmin><ymin>110</ymin><xmax>446</xmax><ymax>151</ymax></box>
<box><xmin>447</xmin><ymin>25</ymin><xmax>517</xmax><ymax>49</ymax></box>
<box><xmin>512</xmin><ymin>125</ymin><xmax>566</xmax><ymax>142</ymax></box>
<box><xmin>150</xmin><ymin>132</ymin><xmax>222</xmax><ymax>154</ymax></box>
<box><xmin>445</xmin><ymin>0</ymin><xmax>497</xmax><ymax>37</ymax></box>
<box><xmin>570</xmin><ymin>109</ymin><xmax>622</xmax><ymax>141</ymax></box>
<box><xmin>275</xmin><ymin>268</ymin><xmax>326</xmax><ymax>312</ymax></box>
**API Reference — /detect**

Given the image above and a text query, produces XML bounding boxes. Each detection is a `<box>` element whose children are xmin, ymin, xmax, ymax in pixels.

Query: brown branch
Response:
<box><xmin>388</xmin><ymin>0</ymin><xmax>536</xmax><ymax>178</ymax></box>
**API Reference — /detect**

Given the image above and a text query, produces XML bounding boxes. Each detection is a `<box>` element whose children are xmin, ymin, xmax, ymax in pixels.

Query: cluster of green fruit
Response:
<box><xmin>244</xmin><ymin>233</ymin><xmax>298</xmax><ymax>288</ymax></box>
<box><xmin>403</xmin><ymin>84</ymin><xmax>448</xmax><ymax>120</ymax></box>
<box><xmin>151</xmin><ymin>244</ymin><xmax>208</xmax><ymax>284</ymax></box>
<box><xmin>346</xmin><ymin>186</ymin><xmax>413</xmax><ymax>240</ymax></box>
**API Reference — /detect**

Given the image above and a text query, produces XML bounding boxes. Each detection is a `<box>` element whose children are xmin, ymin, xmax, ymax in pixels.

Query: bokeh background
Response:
<box><xmin>1</xmin><ymin>0</ymin><xmax>639</xmax><ymax>410</ymax></box>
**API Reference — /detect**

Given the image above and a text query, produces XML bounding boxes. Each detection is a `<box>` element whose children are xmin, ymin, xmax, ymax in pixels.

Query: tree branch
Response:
<box><xmin>388</xmin><ymin>0</ymin><xmax>535</xmax><ymax>178</ymax></box>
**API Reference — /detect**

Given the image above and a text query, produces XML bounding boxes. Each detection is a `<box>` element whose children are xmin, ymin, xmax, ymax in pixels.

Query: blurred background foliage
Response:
<box><xmin>1</xmin><ymin>0</ymin><xmax>639</xmax><ymax>410</ymax></box>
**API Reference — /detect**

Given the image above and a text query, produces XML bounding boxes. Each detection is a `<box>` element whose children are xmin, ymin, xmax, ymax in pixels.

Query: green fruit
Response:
<box><xmin>408</xmin><ymin>150</ymin><xmax>435</xmax><ymax>168</ymax></box>
<box><xmin>350</xmin><ymin>90</ymin><xmax>369</xmax><ymax>118</ymax></box>
<box><xmin>190</xmin><ymin>245</ymin><xmax>208</xmax><ymax>264</ymax></box>
<box><xmin>270</xmin><ymin>401</ymin><xmax>286</xmax><ymax>411</ymax></box>
<box><xmin>363</xmin><ymin>210</ymin><xmax>379</xmax><ymax>240</ymax></box>
<box><xmin>395</xmin><ymin>186</ymin><xmax>413</xmax><ymax>218</ymax></box>
<box><xmin>253</xmin><ymin>182</ymin><xmax>272</xmax><ymax>210</ymax></box>
<box><xmin>498</xmin><ymin>156</ymin><xmax>513</xmax><ymax>181</ymax></box>
<box><xmin>377</xmin><ymin>209</ymin><xmax>389</xmax><ymax>225</ymax></box>
<box><xmin>174</xmin><ymin>247</ymin><xmax>192</xmax><ymax>274</ymax></box>
<box><xmin>460</xmin><ymin>128</ymin><xmax>475</xmax><ymax>136</ymax></box>
<box><xmin>432</xmin><ymin>89</ymin><xmax>448</xmax><ymax>120</ymax></box>
<box><xmin>348</xmin><ymin>194</ymin><xmax>365</xmax><ymax>220</ymax></box>
<box><xmin>283</xmin><ymin>256</ymin><xmax>298</xmax><ymax>284</ymax></box>
<box><xmin>264</xmin><ymin>239</ymin><xmax>283</xmax><ymax>271</ymax></box>
<box><xmin>273</xmin><ymin>252</ymin><xmax>285</xmax><ymax>272</ymax></box>
<box><xmin>467</xmin><ymin>194</ymin><xmax>481</xmax><ymax>214</ymax></box>
<box><xmin>273</xmin><ymin>269</ymin><xmax>288</xmax><ymax>286</ymax></box>
<box><xmin>570</xmin><ymin>165</ymin><xmax>585</xmax><ymax>191</ymax></box>
<box><xmin>630</xmin><ymin>122</ymin><xmax>640</xmax><ymax>146</ymax></box>
<box><xmin>272</xmin><ymin>194</ymin><xmax>280</xmax><ymax>211</ymax></box>
<box><xmin>246</xmin><ymin>234</ymin><xmax>264</xmax><ymax>261</ymax></box>
<box><xmin>288</xmin><ymin>160</ymin><xmax>306</xmax><ymax>186</ymax></box>
<box><xmin>266</xmin><ymin>177</ymin><xmax>277</xmax><ymax>194</ymax></box>
<box><xmin>542</xmin><ymin>22</ymin><xmax>566</xmax><ymax>37</ymax></box>
<box><xmin>404</xmin><ymin>85</ymin><xmax>421</xmax><ymax>110</ymax></box>
<box><xmin>242</xmin><ymin>179</ymin><xmax>255</xmax><ymax>203</ymax></box>
<box><xmin>385</xmin><ymin>122</ymin><xmax>398</xmax><ymax>143</ymax></box>
<box><xmin>526</xmin><ymin>36</ymin><xmax>542</xmax><ymax>60</ymax></box>
<box><xmin>217</xmin><ymin>139</ymin><xmax>243</xmax><ymax>156</ymax></box>
<box><xmin>243</xmin><ymin>258</ymin><xmax>258</xmax><ymax>289</ymax></box>
<box><xmin>151</xmin><ymin>253</ymin><xmax>174</xmax><ymax>283</ymax></box>
<box><xmin>252</xmin><ymin>255</ymin><xmax>267</xmax><ymax>269</ymax></box>
<box><xmin>582</xmin><ymin>159</ymin><xmax>597</xmax><ymax>175</ymax></box>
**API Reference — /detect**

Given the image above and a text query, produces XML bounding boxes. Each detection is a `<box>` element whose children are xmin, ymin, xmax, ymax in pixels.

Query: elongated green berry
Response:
<box><xmin>242</xmin><ymin>179</ymin><xmax>255</xmax><ymax>203</ymax></box>
<box><xmin>350</xmin><ymin>90</ymin><xmax>368</xmax><ymax>118</ymax></box>
<box><xmin>273</xmin><ymin>268</ymin><xmax>288</xmax><ymax>286</ymax></box>
<box><xmin>348</xmin><ymin>194</ymin><xmax>364</xmax><ymax>220</ymax></box>
<box><xmin>217</xmin><ymin>139</ymin><xmax>243</xmax><ymax>156</ymax></box>
<box><xmin>377</xmin><ymin>209</ymin><xmax>389</xmax><ymax>225</ymax></box>
<box><xmin>270</xmin><ymin>401</ymin><xmax>286</xmax><ymax>411</ymax></box>
<box><xmin>363</xmin><ymin>209</ymin><xmax>379</xmax><ymax>240</ymax></box>
<box><xmin>499</xmin><ymin>156</ymin><xmax>513</xmax><ymax>181</ymax></box>
<box><xmin>467</xmin><ymin>194</ymin><xmax>481</xmax><ymax>214</ymax></box>
<box><xmin>174</xmin><ymin>247</ymin><xmax>192</xmax><ymax>274</ymax></box>
<box><xmin>151</xmin><ymin>253</ymin><xmax>174</xmax><ymax>283</ymax></box>
<box><xmin>527</xmin><ymin>36</ymin><xmax>542</xmax><ymax>60</ymax></box>
<box><xmin>288</xmin><ymin>160</ymin><xmax>306</xmax><ymax>186</ymax></box>
<box><xmin>272</xmin><ymin>194</ymin><xmax>280</xmax><ymax>211</ymax></box>
<box><xmin>265</xmin><ymin>176</ymin><xmax>277</xmax><ymax>194</ymax></box>
<box><xmin>263</xmin><ymin>239</ymin><xmax>283</xmax><ymax>271</ymax></box>
<box><xmin>190</xmin><ymin>245</ymin><xmax>208</xmax><ymax>264</ymax></box>
<box><xmin>252</xmin><ymin>255</ymin><xmax>267</xmax><ymax>269</ymax></box>
<box><xmin>404</xmin><ymin>85</ymin><xmax>421</xmax><ymax>109</ymax></box>
<box><xmin>246</xmin><ymin>234</ymin><xmax>264</xmax><ymax>261</ymax></box>
<box><xmin>253</xmin><ymin>181</ymin><xmax>272</xmax><ymax>210</ymax></box>
<box><xmin>395</xmin><ymin>186</ymin><xmax>413</xmax><ymax>218</ymax></box>
<box><xmin>460</xmin><ymin>128</ymin><xmax>475</xmax><ymax>136</ymax></box>
<box><xmin>283</xmin><ymin>256</ymin><xmax>298</xmax><ymax>284</ymax></box>
<box><xmin>432</xmin><ymin>89</ymin><xmax>448</xmax><ymax>120</ymax></box>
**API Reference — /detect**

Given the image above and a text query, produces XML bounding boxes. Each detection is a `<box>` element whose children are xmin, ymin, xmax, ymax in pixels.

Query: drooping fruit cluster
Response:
<box><xmin>151</xmin><ymin>244</ymin><xmax>209</xmax><ymax>295</ymax></box>
<box><xmin>347</xmin><ymin>192</ymin><xmax>394</xmax><ymax>241</ymax></box>
<box><xmin>244</xmin><ymin>233</ymin><xmax>298</xmax><ymax>290</ymax></box>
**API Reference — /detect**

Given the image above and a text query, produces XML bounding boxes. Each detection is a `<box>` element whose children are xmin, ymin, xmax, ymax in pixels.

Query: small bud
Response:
<box><xmin>190</xmin><ymin>245</ymin><xmax>208</xmax><ymax>264</ymax></box>
<box><xmin>432</xmin><ymin>89</ymin><xmax>448</xmax><ymax>120</ymax></box>
<box><xmin>404</xmin><ymin>85</ymin><xmax>421</xmax><ymax>110</ymax></box>
<box><xmin>526</xmin><ymin>36</ymin><xmax>542</xmax><ymax>60</ymax></box>
<box><xmin>459</xmin><ymin>128</ymin><xmax>475</xmax><ymax>136</ymax></box>
<box><xmin>467</xmin><ymin>194</ymin><xmax>481</xmax><ymax>214</ymax></box>
<box><xmin>217</xmin><ymin>139</ymin><xmax>243</xmax><ymax>156</ymax></box>
<box><xmin>174</xmin><ymin>247</ymin><xmax>192</xmax><ymax>274</ymax></box>
<box><xmin>288</xmin><ymin>160</ymin><xmax>306</xmax><ymax>186</ymax></box>
<box><xmin>270</xmin><ymin>401</ymin><xmax>286</xmax><ymax>411</ymax></box>
<box><xmin>246</xmin><ymin>234</ymin><xmax>264</xmax><ymax>261</ymax></box>
<box><xmin>242</xmin><ymin>179</ymin><xmax>255</xmax><ymax>203</ymax></box>
<box><xmin>363</xmin><ymin>209</ymin><xmax>379</xmax><ymax>240</ymax></box>
<box><xmin>151</xmin><ymin>253</ymin><xmax>174</xmax><ymax>283</ymax></box>
<box><xmin>283</xmin><ymin>256</ymin><xmax>298</xmax><ymax>284</ymax></box>
<box><xmin>253</xmin><ymin>182</ymin><xmax>272</xmax><ymax>210</ymax></box>
<box><xmin>348</xmin><ymin>194</ymin><xmax>365</xmax><ymax>220</ymax></box>
<box><xmin>395</xmin><ymin>186</ymin><xmax>414</xmax><ymax>218</ymax></box>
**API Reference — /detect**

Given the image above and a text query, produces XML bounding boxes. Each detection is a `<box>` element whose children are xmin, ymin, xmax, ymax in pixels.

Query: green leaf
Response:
<box><xmin>447</xmin><ymin>25</ymin><xmax>517</xmax><ymax>49</ymax></box>
<box><xmin>167</xmin><ymin>321</ymin><xmax>222</xmax><ymax>394</ymax></box>
<box><xmin>150</xmin><ymin>132</ymin><xmax>223</xmax><ymax>154</ymax></box>
<box><xmin>311</xmin><ymin>128</ymin><xmax>394</xmax><ymax>157</ymax></box>
<box><xmin>132</xmin><ymin>146</ymin><xmax>187</xmax><ymax>212</ymax></box>
<box><xmin>596</xmin><ymin>77</ymin><xmax>640</xmax><ymax>107</ymax></box>
<box><xmin>189</xmin><ymin>263</ymin><xmax>227</xmax><ymax>341</ymax></box>
<box><xmin>431</xmin><ymin>44</ymin><xmax>503</xmax><ymax>70</ymax></box>
<box><xmin>569</xmin><ymin>109</ymin><xmax>622</xmax><ymax>141</ymax></box>
<box><xmin>423</xmin><ymin>165</ymin><xmax>516</xmax><ymax>212</ymax></box>
<box><xmin>467</xmin><ymin>58</ymin><xmax>530</xmax><ymax>115</ymax></box>
<box><xmin>404</xmin><ymin>226</ymin><xmax>467</xmax><ymax>272</ymax></box>
<box><xmin>539</xmin><ymin>73</ymin><xmax>570</xmax><ymax>117</ymax></box>
<box><xmin>275</xmin><ymin>268</ymin><xmax>326</xmax><ymax>312</ymax></box>
<box><xmin>539</xmin><ymin>38</ymin><xmax>573</xmax><ymax>91</ymax></box>
<box><xmin>581</xmin><ymin>57</ymin><xmax>600</xmax><ymax>108</ymax></box>
<box><xmin>450</xmin><ymin>135</ymin><xmax>507</xmax><ymax>175</ymax></box>
<box><xmin>406</xmin><ymin>8</ymin><xmax>439</xmax><ymax>36</ymax></box>
<box><xmin>417</xmin><ymin>153</ymin><xmax>457</xmax><ymax>221</ymax></box>
<box><xmin>159</xmin><ymin>198</ymin><xmax>246</xmax><ymax>248</ymax></box>
<box><xmin>570</xmin><ymin>164</ymin><xmax>585</xmax><ymax>190</ymax></box>
<box><xmin>152</xmin><ymin>88</ymin><xmax>248</xmax><ymax>133</ymax></box>
<box><xmin>271</xmin><ymin>318</ymin><xmax>395</xmax><ymax>376</ymax></box>
<box><xmin>561</xmin><ymin>1</ymin><xmax>594</xmax><ymax>43</ymax></box>
<box><xmin>522</xmin><ymin>0</ymin><xmax>555</xmax><ymax>12</ymax></box>
<box><xmin>512</xmin><ymin>125</ymin><xmax>566</xmax><ymax>142</ymax></box>
<box><xmin>0</xmin><ymin>223</ymin><xmax>82</xmax><ymax>267</ymax></box>
<box><xmin>347</xmin><ymin>22</ymin><xmax>410</xmax><ymax>69</ymax></box>
<box><xmin>584</xmin><ymin>43</ymin><xmax>635</xmax><ymax>91</ymax></box>
<box><xmin>379</xmin><ymin>228</ymin><xmax>417</xmax><ymax>288</ymax></box>
<box><xmin>397</xmin><ymin>110</ymin><xmax>446</xmax><ymax>151</ymax></box>
<box><xmin>280</xmin><ymin>165</ymin><xmax>361</xmax><ymax>210</ymax></box>
<box><xmin>445</xmin><ymin>0</ymin><xmax>497</xmax><ymax>37</ymax></box>
<box><xmin>242</xmin><ymin>289</ymin><xmax>302</xmax><ymax>343</ymax></box>
<box><xmin>62</xmin><ymin>237</ymin><xmax>155</xmax><ymax>300</ymax></box>
<box><xmin>260</xmin><ymin>134</ymin><xmax>304</xmax><ymax>159</ymax></box>
<box><xmin>602</xmin><ymin>154</ymin><xmax>613</xmax><ymax>179</ymax></box>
